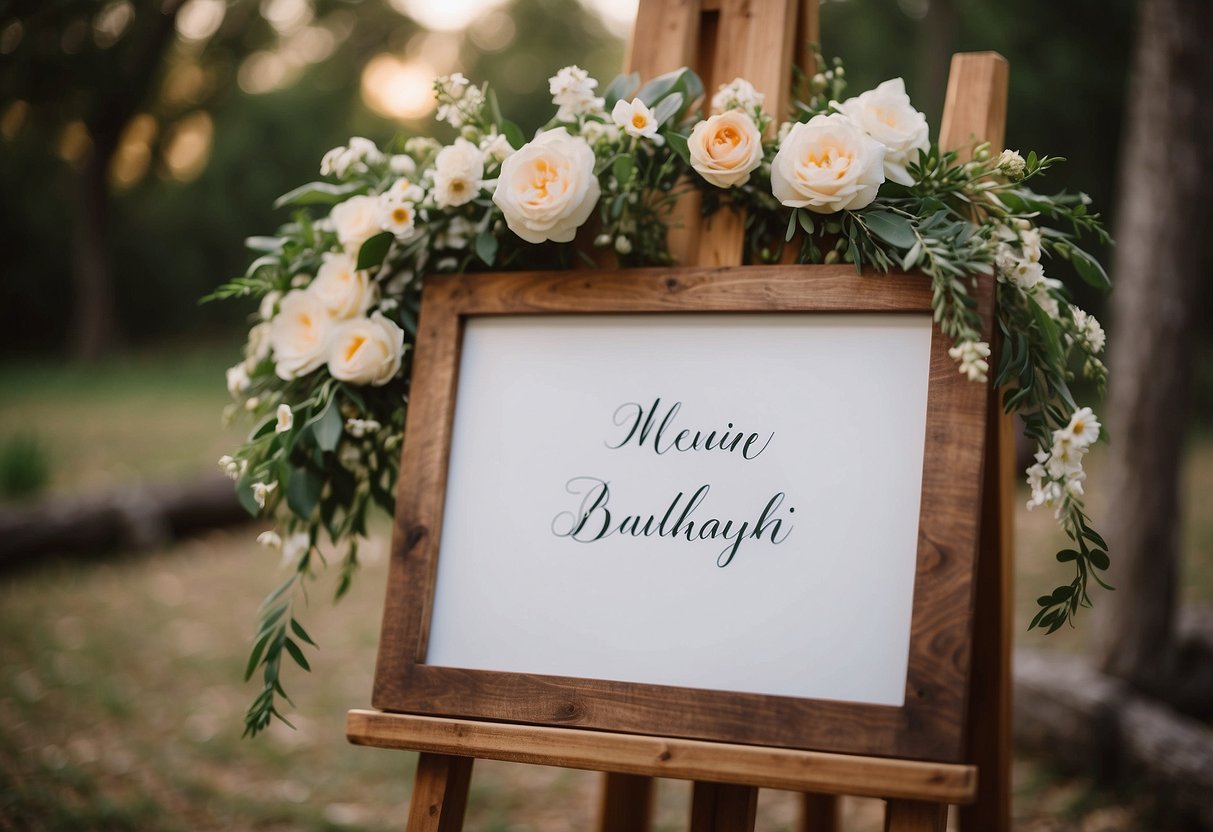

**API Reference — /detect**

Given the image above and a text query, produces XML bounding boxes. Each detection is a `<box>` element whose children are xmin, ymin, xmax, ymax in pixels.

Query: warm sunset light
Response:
<box><xmin>360</xmin><ymin>54</ymin><xmax>436</xmax><ymax>121</ymax></box>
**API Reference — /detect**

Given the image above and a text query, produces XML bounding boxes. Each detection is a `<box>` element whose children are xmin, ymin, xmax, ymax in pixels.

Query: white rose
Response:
<box><xmin>330</xmin><ymin>195</ymin><xmax>383</xmax><ymax>253</ymax></box>
<box><xmin>259</xmin><ymin>290</ymin><xmax>281</xmax><ymax>321</ymax></box>
<box><xmin>492</xmin><ymin>127</ymin><xmax>600</xmax><ymax>244</ymax></box>
<box><xmin>309</xmin><ymin>251</ymin><xmax>374</xmax><ymax>319</ymax></box>
<box><xmin>834</xmin><ymin>78</ymin><xmax>929</xmax><ymax>186</ymax></box>
<box><xmin>770</xmin><ymin>114</ymin><xmax>886</xmax><ymax>213</ymax></box>
<box><xmin>688</xmin><ymin>111</ymin><xmax>764</xmax><ymax>188</ymax></box>
<box><xmin>327</xmin><ymin>312</ymin><xmax>406</xmax><ymax>386</ymax></box>
<box><xmin>433</xmin><ymin>138</ymin><xmax>484</xmax><ymax>209</ymax></box>
<box><xmin>269</xmin><ymin>290</ymin><xmax>336</xmax><ymax>380</ymax></box>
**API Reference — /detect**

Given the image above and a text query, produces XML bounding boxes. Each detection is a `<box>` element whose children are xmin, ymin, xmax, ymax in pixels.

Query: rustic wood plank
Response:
<box><xmin>348</xmin><ymin>711</ymin><xmax>979</xmax><ymax>803</ymax></box>
<box><xmin>406</xmin><ymin>753</ymin><xmax>473</xmax><ymax>832</ymax></box>
<box><xmin>598</xmin><ymin>772</ymin><xmax>653</xmax><ymax>832</ymax></box>
<box><xmin>884</xmin><ymin>799</ymin><xmax>948</xmax><ymax>832</ymax></box>
<box><xmin>798</xmin><ymin>793</ymin><xmax>839</xmax><ymax>832</ymax></box>
<box><xmin>690</xmin><ymin>782</ymin><xmax>758</xmax><ymax>832</ymax></box>
<box><xmin>370</xmin><ymin>265</ymin><xmax>991</xmax><ymax>762</ymax></box>
<box><xmin>936</xmin><ymin>51</ymin><xmax>1012</xmax><ymax>832</ymax></box>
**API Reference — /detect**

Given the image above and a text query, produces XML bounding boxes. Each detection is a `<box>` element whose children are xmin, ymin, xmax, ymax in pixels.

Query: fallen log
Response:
<box><xmin>1014</xmin><ymin>646</ymin><xmax>1213</xmax><ymax>829</ymax></box>
<box><xmin>0</xmin><ymin>474</ymin><xmax>249</xmax><ymax>567</ymax></box>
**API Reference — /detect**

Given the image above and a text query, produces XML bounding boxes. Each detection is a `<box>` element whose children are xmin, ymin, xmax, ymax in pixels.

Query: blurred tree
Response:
<box><xmin>1092</xmin><ymin>0</ymin><xmax>1212</xmax><ymax>695</ymax></box>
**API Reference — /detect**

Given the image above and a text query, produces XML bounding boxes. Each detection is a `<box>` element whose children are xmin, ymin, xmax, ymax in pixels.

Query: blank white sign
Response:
<box><xmin>426</xmin><ymin>313</ymin><xmax>932</xmax><ymax>707</ymax></box>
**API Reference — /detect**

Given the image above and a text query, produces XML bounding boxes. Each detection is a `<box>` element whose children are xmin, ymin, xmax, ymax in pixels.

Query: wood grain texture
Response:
<box><xmin>406</xmin><ymin>753</ymin><xmax>473</xmax><ymax>832</ymax></box>
<box><xmin>598</xmin><ymin>772</ymin><xmax>654</xmax><ymax>832</ymax></box>
<box><xmin>348</xmin><ymin>711</ymin><xmax>979</xmax><ymax>802</ymax></box>
<box><xmin>798</xmin><ymin>793</ymin><xmax>839</xmax><ymax>832</ymax></box>
<box><xmin>370</xmin><ymin>265</ymin><xmax>992</xmax><ymax>762</ymax></box>
<box><xmin>690</xmin><ymin>782</ymin><xmax>758</xmax><ymax>832</ymax></box>
<box><xmin>937</xmin><ymin>51</ymin><xmax>1012</xmax><ymax>832</ymax></box>
<box><xmin>884</xmin><ymin>799</ymin><xmax>948</xmax><ymax>832</ymax></box>
<box><xmin>938</xmin><ymin>53</ymin><xmax>1009</xmax><ymax>161</ymax></box>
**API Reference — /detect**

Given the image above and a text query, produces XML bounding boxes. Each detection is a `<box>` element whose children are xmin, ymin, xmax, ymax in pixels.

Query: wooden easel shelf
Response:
<box><xmin>346</xmin><ymin>710</ymin><xmax>978</xmax><ymax>804</ymax></box>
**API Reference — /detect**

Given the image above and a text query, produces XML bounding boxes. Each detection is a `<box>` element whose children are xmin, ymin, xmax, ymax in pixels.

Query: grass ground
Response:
<box><xmin>0</xmin><ymin>345</ymin><xmax>1208</xmax><ymax>830</ymax></box>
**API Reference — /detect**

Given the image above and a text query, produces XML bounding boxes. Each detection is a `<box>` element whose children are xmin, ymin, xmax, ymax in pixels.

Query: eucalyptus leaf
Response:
<box><xmin>862</xmin><ymin>211</ymin><xmax>917</xmax><ymax>248</ymax></box>
<box><xmin>313</xmin><ymin>400</ymin><xmax>344</xmax><ymax>452</ymax></box>
<box><xmin>286</xmin><ymin>466</ymin><xmax>323</xmax><ymax>519</ymax></box>
<box><xmin>474</xmin><ymin>230</ymin><xmax>499</xmax><ymax>266</ymax></box>
<box><xmin>603</xmin><ymin>71</ymin><xmax>640</xmax><ymax>108</ymax></box>
<box><xmin>273</xmin><ymin>181</ymin><xmax>365</xmax><ymax>209</ymax></box>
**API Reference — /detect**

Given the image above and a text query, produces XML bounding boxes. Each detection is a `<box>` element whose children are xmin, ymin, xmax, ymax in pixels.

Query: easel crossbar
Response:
<box><xmin>346</xmin><ymin>711</ymin><xmax>978</xmax><ymax>804</ymax></box>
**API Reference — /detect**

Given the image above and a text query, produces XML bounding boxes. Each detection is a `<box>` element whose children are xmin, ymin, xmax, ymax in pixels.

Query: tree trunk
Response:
<box><xmin>1091</xmin><ymin>0</ymin><xmax>1212</xmax><ymax>690</ymax></box>
<box><xmin>70</xmin><ymin>136</ymin><xmax>120</xmax><ymax>361</ymax></box>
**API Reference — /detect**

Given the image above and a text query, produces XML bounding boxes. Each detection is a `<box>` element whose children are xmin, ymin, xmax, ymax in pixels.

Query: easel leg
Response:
<box><xmin>690</xmin><ymin>782</ymin><xmax>758</xmax><ymax>832</ymax></box>
<box><xmin>885</xmin><ymin>799</ymin><xmax>947</xmax><ymax>832</ymax></box>
<box><xmin>598</xmin><ymin>772</ymin><xmax>653</xmax><ymax>832</ymax></box>
<box><xmin>798</xmin><ymin>792</ymin><xmax>840</xmax><ymax>832</ymax></box>
<box><xmin>406</xmin><ymin>753</ymin><xmax>473</xmax><ymax>832</ymax></box>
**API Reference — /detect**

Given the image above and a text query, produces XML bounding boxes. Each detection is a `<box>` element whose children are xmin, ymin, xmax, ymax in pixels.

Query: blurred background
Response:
<box><xmin>1</xmin><ymin>0</ymin><xmax>1210</xmax><ymax>829</ymax></box>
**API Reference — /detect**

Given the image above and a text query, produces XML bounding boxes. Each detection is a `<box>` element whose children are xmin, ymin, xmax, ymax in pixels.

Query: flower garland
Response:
<box><xmin>209</xmin><ymin>59</ymin><xmax>1111</xmax><ymax>736</ymax></box>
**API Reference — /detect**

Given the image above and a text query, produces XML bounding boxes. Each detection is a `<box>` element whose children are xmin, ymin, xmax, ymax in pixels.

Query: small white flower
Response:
<box><xmin>436</xmin><ymin>72</ymin><xmax>470</xmax><ymax>100</ymax></box>
<box><xmin>1046</xmin><ymin>438</ymin><xmax>1085</xmax><ymax>479</ymax></box>
<box><xmin>257</xmin><ymin>530</ymin><xmax>282</xmax><ymax>548</ymax></box>
<box><xmin>614</xmin><ymin>235</ymin><xmax>633</xmax><ymax>255</ymax></box>
<box><xmin>245</xmin><ymin>396</ymin><xmax>260</xmax><ymax>411</ymax></box>
<box><xmin>347</xmin><ymin>137</ymin><xmax>384</xmax><ymax>165</ymax></box>
<box><xmin>711</xmin><ymin>77</ymin><xmax>764</xmax><ymax>115</ymax></box>
<box><xmin>480</xmin><ymin>133</ymin><xmax>515</xmax><ymax>164</ymax></box>
<box><xmin>245</xmin><ymin>323</ymin><xmax>271</xmax><ymax>369</ymax></box>
<box><xmin>1071</xmin><ymin>307</ymin><xmax>1106</xmax><ymax>354</ymax></box>
<box><xmin>612</xmin><ymin>98</ymin><xmax>660</xmax><ymax>140</ymax></box>
<box><xmin>1027</xmin><ymin>480</ymin><xmax>1062</xmax><ymax>511</ymax></box>
<box><xmin>281</xmin><ymin>532</ymin><xmax>309</xmax><ymax>567</ymax></box>
<box><xmin>320</xmin><ymin>146</ymin><xmax>344</xmax><ymax>176</ymax></box>
<box><xmin>997</xmin><ymin>149</ymin><xmax>1026</xmax><ymax>180</ymax></box>
<box><xmin>1064</xmin><ymin>472</ymin><xmax>1086</xmax><ymax>498</ymax></box>
<box><xmin>1056</xmin><ymin>407</ymin><xmax>1101</xmax><ymax>450</ymax></box>
<box><xmin>1008</xmin><ymin>259</ymin><xmax>1045</xmax><ymax>290</ymax></box>
<box><xmin>379</xmin><ymin>198</ymin><xmax>417</xmax><ymax>238</ymax></box>
<box><xmin>345</xmin><ymin>417</ymin><xmax>382</xmax><ymax>438</ymax></box>
<box><xmin>387</xmin><ymin>177</ymin><xmax>425</xmax><ymax>203</ymax></box>
<box><xmin>433</xmin><ymin>138</ymin><xmax>484</xmax><ymax>209</ymax></box>
<box><xmin>1019</xmin><ymin>226</ymin><xmax>1043</xmax><ymax>263</ymax></box>
<box><xmin>1033</xmin><ymin>281</ymin><xmax>1062</xmax><ymax>318</ymax></box>
<box><xmin>218</xmin><ymin>455</ymin><xmax>241</xmax><ymax>480</ymax></box>
<box><xmin>252</xmin><ymin>481</ymin><xmax>277</xmax><ymax>509</ymax></box>
<box><xmin>549</xmin><ymin>65</ymin><xmax>605</xmax><ymax>121</ymax></box>
<box><xmin>436</xmin><ymin>216</ymin><xmax>475</xmax><ymax>250</ymax></box>
<box><xmin>947</xmin><ymin>340</ymin><xmax>991</xmax><ymax>383</ymax></box>
<box><xmin>389</xmin><ymin>154</ymin><xmax>416</xmax><ymax>175</ymax></box>
<box><xmin>276</xmin><ymin>403</ymin><xmax>293</xmax><ymax>433</ymax></box>
<box><xmin>226</xmin><ymin>363</ymin><xmax>250</xmax><ymax>397</ymax></box>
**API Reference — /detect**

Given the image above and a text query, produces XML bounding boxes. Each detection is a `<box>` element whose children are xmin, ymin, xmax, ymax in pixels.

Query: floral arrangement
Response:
<box><xmin>209</xmin><ymin>58</ymin><xmax>1111</xmax><ymax>736</ymax></box>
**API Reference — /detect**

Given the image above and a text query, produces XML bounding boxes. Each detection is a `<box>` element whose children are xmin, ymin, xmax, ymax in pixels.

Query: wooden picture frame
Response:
<box><xmin>372</xmin><ymin>263</ymin><xmax>993</xmax><ymax>764</ymax></box>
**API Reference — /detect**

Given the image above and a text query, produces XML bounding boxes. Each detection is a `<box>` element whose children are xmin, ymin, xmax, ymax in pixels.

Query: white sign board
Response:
<box><xmin>426</xmin><ymin>313</ymin><xmax>932</xmax><ymax>707</ymax></box>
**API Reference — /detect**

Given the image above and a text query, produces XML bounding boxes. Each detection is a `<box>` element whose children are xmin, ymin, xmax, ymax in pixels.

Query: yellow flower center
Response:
<box><xmin>528</xmin><ymin>159</ymin><xmax>560</xmax><ymax>198</ymax></box>
<box><xmin>392</xmin><ymin>206</ymin><xmax>411</xmax><ymax>224</ymax></box>
<box><xmin>632</xmin><ymin>112</ymin><xmax>648</xmax><ymax>130</ymax></box>
<box><xmin>344</xmin><ymin>335</ymin><xmax>366</xmax><ymax>362</ymax></box>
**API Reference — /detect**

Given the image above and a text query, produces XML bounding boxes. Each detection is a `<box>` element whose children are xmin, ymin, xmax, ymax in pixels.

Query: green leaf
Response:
<box><xmin>313</xmin><ymin>400</ymin><xmax>343</xmax><ymax>452</ymax></box>
<box><xmin>1056</xmin><ymin>549</ymin><xmax>1080</xmax><ymax>563</ymax></box>
<box><xmin>244</xmin><ymin>630</ymin><xmax>273</xmax><ymax>681</ymax></box>
<box><xmin>797</xmin><ymin>210</ymin><xmax>815</xmax><ymax>237</ymax></box>
<box><xmin>651</xmin><ymin>92</ymin><xmax>684</xmax><ymax>127</ymax></box>
<box><xmin>286</xmin><ymin>466</ymin><xmax>323</xmax><ymax>519</ymax></box>
<box><xmin>235</xmin><ymin>474</ymin><xmax>261</xmax><ymax>517</ymax></box>
<box><xmin>273</xmin><ymin>181</ymin><xmax>365</xmax><ymax>209</ymax></box>
<box><xmin>1088</xmin><ymin>549</ymin><xmax>1110</xmax><ymax>570</ymax></box>
<box><xmin>603</xmin><ymin>71</ymin><xmax>640</xmax><ymax>108</ymax></box>
<box><xmin>245</xmin><ymin>254</ymin><xmax>279</xmax><ymax>278</ymax></box>
<box><xmin>666</xmin><ymin>131</ymin><xmax>690</xmax><ymax>165</ymax></box>
<box><xmin>356</xmin><ymin>232</ymin><xmax>393</xmax><ymax>271</ymax></box>
<box><xmin>290</xmin><ymin>618</ymin><xmax>318</xmax><ymax>647</ymax></box>
<box><xmin>283</xmin><ymin>638</ymin><xmax>311</xmax><ymax>672</ymax></box>
<box><xmin>1069</xmin><ymin>245</ymin><xmax>1111</xmax><ymax>290</ymax></box>
<box><xmin>501</xmin><ymin>119</ymin><xmax>525</xmax><ymax>150</ymax></box>
<box><xmin>862</xmin><ymin>211</ymin><xmax>917</xmax><ymax>249</ymax></box>
<box><xmin>785</xmin><ymin>211</ymin><xmax>798</xmax><ymax>243</ymax></box>
<box><xmin>474</xmin><ymin>230</ymin><xmax>498</xmax><ymax>267</ymax></box>
<box><xmin>612</xmin><ymin>154</ymin><xmax>634</xmax><ymax>186</ymax></box>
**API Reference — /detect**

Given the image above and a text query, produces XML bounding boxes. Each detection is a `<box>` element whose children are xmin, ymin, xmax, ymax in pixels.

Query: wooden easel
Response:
<box><xmin>348</xmin><ymin>1</ymin><xmax>1014</xmax><ymax>830</ymax></box>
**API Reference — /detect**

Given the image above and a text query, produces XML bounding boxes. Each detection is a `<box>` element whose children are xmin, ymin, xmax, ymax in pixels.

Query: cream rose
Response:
<box><xmin>770</xmin><ymin>114</ymin><xmax>886</xmax><ymax>213</ymax></box>
<box><xmin>688</xmin><ymin>111</ymin><xmax>764</xmax><ymax>188</ymax></box>
<box><xmin>327</xmin><ymin>312</ymin><xmax>405</xmax><ymax>386</ymax></box>
<box><xmin>330</xmin><ymin>195</ymin><xmax>382</xmax><ymax>253</ymax></box>
<box><xmin>492</xmin><ymin>127</ymin><xmax>600</xmax><ymax>244</ymax></box>
<box><xmin>269</xmin><ymin>290</ymin><xmax>335</xmax><ymax>380</ymax></box>
<box><xmin>309</xmin><ymin>251</ymin><xmax>374</xmax><ymax>319</ymax></box>
<box><xmin>834</xmin><ymin>78</ymin><xmax>929</xmax><ymax>186</ymax></box>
